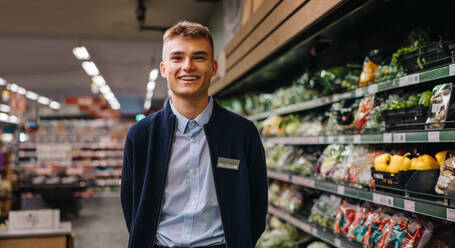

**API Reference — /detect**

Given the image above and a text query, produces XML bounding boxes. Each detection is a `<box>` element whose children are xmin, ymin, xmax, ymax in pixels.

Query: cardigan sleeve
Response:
<box><xmin>121</xmin><ymin>134</ymin><xmax>133</xmax><ymax>233</ymax></box>
<box><xmin>247</xmin><ymin>124</ymin><xmax>268</xmax><ymax>246</ymax></box>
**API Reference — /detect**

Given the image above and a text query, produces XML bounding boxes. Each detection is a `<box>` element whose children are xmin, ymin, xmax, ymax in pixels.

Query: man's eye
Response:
<box><xmin>171</xmin><ymin>57</ymin><xmax>183</xmax><ymax>60</ymax></box>
<box><xmin>194</xmin><ymin>56</ymin><xmax>207</xmax><ymax>60</ymax></box>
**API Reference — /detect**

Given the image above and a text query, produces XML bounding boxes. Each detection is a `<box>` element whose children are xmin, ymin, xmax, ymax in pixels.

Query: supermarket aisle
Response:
<box><xmin>72</xmin><ymin>197</ymin><xmax>129</xmax><ymax>248</ymax></box>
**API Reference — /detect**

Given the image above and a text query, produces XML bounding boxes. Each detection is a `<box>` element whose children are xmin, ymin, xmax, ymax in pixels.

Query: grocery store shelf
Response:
<box><xmin>264</xmin><ymin>129</ymin><xmax>455</xmax><ymax>145</ymax></box>
<box><xmin>248</xmin><ymin>64</ymin><xmax>455</xmax><ymax>121</ymax></box>
<box><xmin>268</xmin><ymin>205</ymin><xmax>360</xmax><ymax>248</ymax></box>
<box><xmin>267</xmin><ymin>170</ymin><xmax>455</xmax><ymax>222</ymax></box>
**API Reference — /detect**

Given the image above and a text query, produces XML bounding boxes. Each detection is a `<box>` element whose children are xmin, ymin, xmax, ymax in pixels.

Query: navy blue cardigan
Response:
<box><xmin>121</xmin><ymin>100</ymin><xmax>268</xmax><ymax>248</ymax></box>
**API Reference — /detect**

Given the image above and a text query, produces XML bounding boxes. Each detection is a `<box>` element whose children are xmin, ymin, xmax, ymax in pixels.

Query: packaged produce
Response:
<box><xmin>261</xmin><ymin>115</ymin><xmax>285</xmax><ymax>136</ymax></box>
<box><xmin>309</xmin><ymin>194</ymin><xmax>341</xmax><ymax>231</ymax></box>
<box><xmin>288</xmin><ymin>154</ymin><xmax>315</xmax><ymax>177</ymax></box>
<box><xmin>257</xmin><ymin>216</ymin><xmax>301</xmax><ymax>248</ymax></box>
<box><xmin>307</xmin><ymin>241</ymin><xmax>332</xmax><ymax>248</ymax></box>
<box><xmin>279</xmin><ymin>115</ymin><xmax>301</xmax><ymax>136</ymax></box>
<box><xmin>426</xmin><ymin>83</ymin><xmax>453</xmax><ymax>129</ymax></box>
<box><xmin>296</xmin><ymin>121</ymin><xmax>323</xmax><ymax>137</ymax></box>
<box><xmin>344</xmin><ymin>146</ymin><xmax>375</xmax><ymax>187</ymax></box>
<box><xmin>435</xmin><ymin>151</ymin><xmax>455</xmax><ymax>195</ymax></box>
<box><xmin>335</xmin><ymin>200</ymin><xmax>359</xmax><ymax>235</ymax></box>
<box><xmin>316</xmin><ymin>144</ymin><xmax>345</xmax><ymax>179</ymax></box>
<box><xmin>359</xmin><ymin>59</ymin><xmax>379</xmax><ymax>87</ymax></box>
<box><xmin>355</xmin><ymin>96</ymin><xmax>375</xmax><ymax>133</ymax></box>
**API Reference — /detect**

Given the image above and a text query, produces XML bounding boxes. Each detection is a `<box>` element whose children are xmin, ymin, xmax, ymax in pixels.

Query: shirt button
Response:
<box><xmin>190</xmin><ymin>122</ymin><xmax>195</xmax><ymax>127</ymax></box>
<box><xmin>191</xmin><ymin>138</ymin><xmax>196</xmax><ymax>143</ymax></box>
<box><xmin>185</xmin><ymin>229</ymin><xmax>189</xmax><ymax>233</ymax></box>
<box><xmin>191</xmin><ymin>169</ymin><xmax>196</xmax><ymax>174</ymax></box>
<box><xmin>191</xmin><ymin>201</ymin><xmax>195</xmax><ymax>206</ymax></box>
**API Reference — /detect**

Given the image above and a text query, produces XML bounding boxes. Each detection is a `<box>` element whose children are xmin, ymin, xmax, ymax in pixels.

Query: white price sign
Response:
<box><xmin>355</xmin><ymin>88</ymin><xmax>364</xmax><ymax>97</ymax></box>
<box><xmin>368</xmin><ymin>84</ymin><xmax>378</xmax><ymax>95</ymax></box>
<box><xmin>292</xmin><ymin>176</ymin><xmax>315</xmax><ymax>188</ymax></box>
<box><xmin>354</xmin><ymin>135</ymin><xmax>361</xmax><ymax>144</ymax></box>
<box><xmin>399</xmin><ymin>74</ymin><xmax>420</xmax><ymax>87</ymax></box>
<box><xmin>450</xmin><ymin>64</ymin><xmax>455</xmax><ymax>76</ymax></box>
<box><xmin>338</xmin><ymin>135</ymin><xmax>345</xmax><ymax>143</ymax></box>
<box><xmin>428</xmin><ymin>131</ymin><xmax>440</xmax><ymax>142</ymax></box>
<box><xmin>302</xmin><ymin>222</ymin><xmax>312</xmax><ymax>233</ymax></box>
<box><xmin>328</xmin><ymin>136</ymin><xmax>335</xmax><ymax>143</ymax></box>
<box><xmin>373</xmin><ymin>193</ymin><xmax>394</xmax><ymax>207</ymax></box>
<box><xmin>334</xmin><ymin>238</ymin><xmax>342</xmax><ymax>247</ymax></box>
<box><xmin>337</xmin><ymin>185</ymin><xmax>345</xmax><ymax>195</ymax></box>
<box><xmin>404</xmin><ymin>200</ymin><xmax>415</xmax><ymax>212</ymax></box>
<box><xmin>447</xmin><ymin>208</ymin><xmax>455</xmax><ymax>222</ymax></box>
<box><xmin>383</xmin><ymin>133</ymin><xmax>392</xmax><ymax>143</ymax></box>
<box><xmin>312</xmin><ymin>227</ymin><xmax>318</xmax><ymax>236</ymax></box>
<box><xmin>318</xmin><ymin>136</ymin><xmax>325</xmax><ymax>143</ymax></box>
<box><xmin>393</xmin><ymin>133</ymin><xmax>406</xmax><ymax>143</ymax></box>
<box><xmin>333</xmin><ymin>95</ymin><xmax>340</xmax><ymax>102</ymax></box>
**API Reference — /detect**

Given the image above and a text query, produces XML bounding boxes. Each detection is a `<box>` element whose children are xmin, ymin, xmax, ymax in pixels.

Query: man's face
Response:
<box><xmin>160</xmin><ymin>37</ymin><xmax>217</xmax><ymax>100</ymax></box>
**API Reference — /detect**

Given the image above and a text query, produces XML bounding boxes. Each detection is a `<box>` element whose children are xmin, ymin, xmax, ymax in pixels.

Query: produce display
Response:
<box><xmin>309</xmin><ymin>194</ymin><xmax>341</xmax><ymax>231</ymax></box>
<box><xmin>257</xmin><ymin>216</ymin><xmax>305</xmax><ymax>248</ymax></box>
<box><xmin>265</xmin><ymin>145</ymin><xmax>318</xmax><ymax>177</ymax></box>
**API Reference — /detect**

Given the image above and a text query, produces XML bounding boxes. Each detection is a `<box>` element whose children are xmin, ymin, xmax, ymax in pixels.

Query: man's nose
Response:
<box><xmin>183</xmin><ymin>58</ymin><xmax>195</xmax><ymax>71</ymax></box>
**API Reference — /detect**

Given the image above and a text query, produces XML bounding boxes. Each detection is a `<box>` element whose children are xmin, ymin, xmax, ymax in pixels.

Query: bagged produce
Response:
<box><xmin>335</xmin><ymin>200</ymin><xmax>360</xmax><ymax>235</ymax></box>
<box><xmin>309</xmin><ymin>194</ymin><xmax>341</xmax><ymax>231</ymax></box>
<box><xmin>426</xmin><ymin>83</ymin><xmax>453</xmax><ymax>129</ymax></box>
<box><xmin>355</xmin><ymin>96</ymin><xmax>375</xmax><ymax>133</ymax></box>
<box><xmin>316</xmin><ymin>144</ymin><xmax>345</xmax><ymax>179</ymax></box>
<box><xmin>344</xmin><ymin>146</ymin><xmax>374</xmax><ymax>187</ymax></box>
<box><xmin>435</xmin><ymin>151</ymin><xmax>455</xmax><ymax>195</ymax></box>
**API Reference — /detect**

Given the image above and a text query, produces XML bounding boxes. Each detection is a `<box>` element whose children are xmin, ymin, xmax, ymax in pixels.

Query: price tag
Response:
<box><xmin>447</xmin><ymin>208</ymin><xmax>455</xmax><ymax>222</ymax></box>
<box><xmin>337</xmin><ymin>185</ymin><xmax>345</xmax><ymax>195</ymax></box>
<box><xmin>450</xmin><ymin>64</ymin><xmax>455</xmax><ymax>76</ymax></box>
<box><xmin>428</xmin><ymin>131</ymin><xmax>440</xmax><ymax>142</ymax></box>
<box><xmin>355</xmin><ymin>88</ymin><xmax>364</xmax><ymax>97</ymax></box>
<box><xmin>328</xmin><ymin>136</ymin><xmax>335</xmax><ymax>143</ymax></box>
<box><xmin>312</xmin><ymin>227</ymin><xmax>318</xmax><ymax>236</ymax></box>
<box><xmin>318</xmin><ymin>136</ymin><xmax>325</xmax><ymax>144</ymax></box>
<box><xmin>333</xmin><ymin>95</ymin><xmax>340</xmax><ymax>102</ymax></box>
<box><xmin>354</xmin><ymin>135</ymin><xmax>361</xmax><ymax>144</ymax></box>
<box><xmin>404</xmin><ymin>200</ymin><xmax>415</xmax><ymax>212</ymax></box>
<box><xmin>399</xmin><ymin>74</ymin><xmax>420</xmax><ymax>87</ymax></box>
<box><xmin>334</xmin><ymin>238</ymin><xmax>342</xmax><ymax>247</ymax></box>
<box><xmin>393</xmin><ymin>133</ymin><xmax>406</xmax><ymax>143</ymax></box>
<box><xmin>383</xmin><ymin>133</ymin><xmax>392</xmax><ymax>143</ymax></box>
<box><xmin>373</xmin><ymin>193</ymin><xmax>394</xmax><ymax>207</ymax></box>
<box><xmin>292</xmin><ymin>176</ymin><xmax>315</xmax><ymax>188</ymax></box>
<box><xmin>368</xmin><ymin>84</ymin><xmax>378</xmax><ymax>95</ymax></box>
<box><xmin>338</xmin><ymin>135</ymin><xmax>345</xmax><ymax>143</ymax></box>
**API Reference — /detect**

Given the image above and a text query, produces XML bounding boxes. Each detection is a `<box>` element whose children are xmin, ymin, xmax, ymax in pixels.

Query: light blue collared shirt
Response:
<box><xmin>156</xmin><ymin>97</ymin><xmax>225</xmax><ymax>247</ymax></box>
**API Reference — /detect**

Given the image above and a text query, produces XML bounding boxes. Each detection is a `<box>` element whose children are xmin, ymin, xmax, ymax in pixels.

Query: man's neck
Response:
<box><xmin>170</xmin><ymin>95</ymin><xmax>209</xmax><ymax>120</ymax></box>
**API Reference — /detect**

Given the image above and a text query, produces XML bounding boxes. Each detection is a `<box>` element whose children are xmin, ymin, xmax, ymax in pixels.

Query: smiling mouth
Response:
<box><xmin>178</xmin><ymin>76</ymin><xmax>200</xmax><ymax>82</ymax></box>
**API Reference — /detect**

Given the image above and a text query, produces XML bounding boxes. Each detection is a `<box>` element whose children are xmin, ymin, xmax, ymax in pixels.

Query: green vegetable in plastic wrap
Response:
<box><xmin>418</xmin><ymin>90</ymin><xmax>432</xmax><ymax>107</ymax></box>
<box><xmin>406</xmin><ymin>94</ymin><xmax>419</xmax><ymax>107</ymax></box>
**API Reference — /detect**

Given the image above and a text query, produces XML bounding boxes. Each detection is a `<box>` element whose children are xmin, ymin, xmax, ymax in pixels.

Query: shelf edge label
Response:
<box><xmin>338</xmin><ymin>135</ymin><xmax>345</xmax><ymax>143</ymax></box>
<box><xmin>447</xmin><ymin>208</ymin><xmax>455</xmax><ymax>222</ymax></box>
<box><xmin>353</xmin><ymin>134</ymin><xmax>361</xmax><ymax>144</ymax></box>
<box><xmin>450</xmin><ymin>64</ymin><xmax>455</xmax><ymax>76</ymax></box>
<box><xmin>368</xmin><ymin>84</ymin><xmax>378</xmax><ymax>95</ymax></box>
<box><xmin>404</xmin><ymin>200</ymin><xmax>415</xmax><ymax>212</ymax></box>
<box><xmin>334</xmin><ymin>238</ymin><xmax>342</xmax><ymax>247</ymax></box>
<box><xmin>428</xmin><ymin>131</ymin><xmax>440</xmax><ymax>142</ymax></box>
<box><xmin>337</xmin><ymin>185</ymin><xmax>345</xmax><ymax>195</ymax></box>
<box><xmin>393</xmin><ymin>133</ymin><xmax>406</xmax><ymax>143</ymax></box>
<box><xmin>383</xmin><ymin>133</ymin><xmax>392</xmax><ymax>143</ymax></box>
<box><xmin>373</xmin><ymin>193</ymin><xmax>394</xmax><ymax>207</ymax></box>
<box><xmin>312</xmin><ymin>227</ymin><xmax>318</xmax><ymax>236</ymax></box>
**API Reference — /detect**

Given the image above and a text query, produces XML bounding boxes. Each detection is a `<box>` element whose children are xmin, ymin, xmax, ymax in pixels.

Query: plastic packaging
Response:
<box><xmin>426</xmin><ymin>83</ymin><xmax>453</xmax><ymax>129</ymax></box>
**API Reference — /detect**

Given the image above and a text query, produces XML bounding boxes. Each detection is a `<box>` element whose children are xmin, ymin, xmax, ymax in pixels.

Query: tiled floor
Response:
<box><xmin>71</xmin><ymin>197</ymin><xmax>129</xmax><ymax>248</ymax></box>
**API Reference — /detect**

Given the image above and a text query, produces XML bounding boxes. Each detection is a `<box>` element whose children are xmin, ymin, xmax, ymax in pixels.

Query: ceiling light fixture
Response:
<box><xmin>38</xmin><ymin>96</ymin><xmax>50</xmax><ymax>105</ymax></box>
<box><xmin>72</xmin><ymin>46</ymin><xmax>91</xmax><ymax>60</ymax></box>
<box><xmin>0</xmin><ymin>77</ymin><xmax>6</xmax><ymax>86</ymax></box>
<box><xmin>149</xmin><ymin>69</ymin><xmax>159</xmax><ymax>81</ymax></box>
<box><xmin>25</xmin><ymin>91</ymin><xmax>39</xmax><ymax>100</ymax></box>
<box><xmin>147</xmin><ymin>81</ymin><xmax>155</xmax><ymax>91</ymax></box>
<box><xmin>99</xmin><ymin>85</ymin><xmax>111</xmax><ymax>94</ymax></box>
<box><xmin>81</xmin><ymin>61</ymin><xmax>99</xmax><ymax>76</ymax></box>
<box><xmin>49</xmin><ymin>101</ymin><xmax>61</xmax><ymax>110</ymax></box>
<box><xmin>92</xmin><ymin>75</ymin><xmax>106</xmax><ymax>87</ymax></box>
<box><xmin>17</xmin><ymin>87</ymin><xmax>26</xmax><ymax>95</ymax></box>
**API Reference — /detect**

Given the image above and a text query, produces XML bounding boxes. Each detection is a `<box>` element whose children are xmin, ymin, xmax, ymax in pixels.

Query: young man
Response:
<box><xmin>121</xmin><ymin>21</ymin><xmax>268</xmax><ymax>248</ymax></box>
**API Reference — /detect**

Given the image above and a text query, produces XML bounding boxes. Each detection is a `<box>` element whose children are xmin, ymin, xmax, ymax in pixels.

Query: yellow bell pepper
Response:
<box><xmin>435</xmin><ymin>151</ymin><xmax>448</xmax><ymax>166</ymax></box>
<box><xmin>374</xmin><ymin>153</ymin><xmax>391</xmax><ymax>172</ymax></box>
<box><xmin>409</xmin><ymin>154</ymin><xmax>439</xmax><ymax>170</ymax></box>
<box><xmin>388</xmin><ymin>154</ymin><xmax>411</xmax><ymax>173</ymax></box>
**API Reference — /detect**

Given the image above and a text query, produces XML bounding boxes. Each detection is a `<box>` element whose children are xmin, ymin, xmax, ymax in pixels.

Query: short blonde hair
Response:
<box><xmin>163</xmin><ymin>21</ymin><xmax>214</xmax><ymax>56</ymax></box>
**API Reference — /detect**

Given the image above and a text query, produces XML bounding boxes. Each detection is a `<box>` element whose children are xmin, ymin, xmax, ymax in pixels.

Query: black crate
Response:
<box><xmin>383</xmin><ymin>105</ymin><xmax>428</xmax><ymax>131</ymax></box>
<box><xmin>371</xmin><ymin>168</ymin><xmax>414</xmax><ymax>189</ymax></box>
<box><xmin>398</xmin><ymin>41</ymin><xmax>453</xmax><ymax>73</ymax></box>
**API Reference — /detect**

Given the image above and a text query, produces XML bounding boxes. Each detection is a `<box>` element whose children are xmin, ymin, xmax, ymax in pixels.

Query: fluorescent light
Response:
<box><xmin>111</xmin><ymin>102</ymin><xmax>120</xmax><ymax>110</ymax></box>
<box><xmin>146</xmin><ymin>91</ymin><xmax>153</xmax><ymax>99</ymax></box>
<box><xmin>38</xmin><ymin>96</ymin><xmax>50</xmax><ymax>105</ymax></box>
<box><xmin>0</xmin><ymin>113</ymin><xmax>8</xmax><ymax>121</ymax></box>
<box><xmin>17</xmin><ymin>87</ymin><xmax>26</xmax><ymax>95</ymax></box>
<box><xmin>99</xmin><ymin>85</ymin><xmax>110</xmax><ymax>94</ymax></box>
<box><xmin>144</xmin><ymin>100</ymin><xmax>151</xmax><ymax>110</ymax></box>
<box><xmin>0</xmin><ymin>77</ymin><xmax>6</xmax><ymax>86</ymax></box>
<box><xmin>26</xmin><ymin>91</ymin><xmax>39</xmax><ymax>100</ymax></box>
<box><xmin>8</xmin><ymin>115</ymin><xmax>19</xmax><ymax>124</ymax></box>
<box><xmin>72</xmin><ymin>46</ymin><xmax>90</xmax><ymax>60</ymax></box>
<box><xmin>149</xmin><ymin>69</ymin><xmax>159</xmax><ymax>81</ymax></box>
<box><xmin>49</xmin><ymin>101</ymin><xmax>61</xmax><ymax>109</ymax></box>
<box><xmin>81</xmin><ymin>61</ymin><xmax>99</xmax><ymax>76</ymax></box>
<box><xmin>147</xmin><ymin>81</ymin><xmax>155</xmax><ymax>91</ymax></box>
<box><xmin>0</xmin><ymin>104</ymin><xmax>10</xmax><ymax>113</ymax></box>
<box><xmin>8</xmin><ymin>83</ymin><xmax>19</xmax><ymax>92</ymax></box>
<box><xmin>92</xmin><ymin>75</ymin><xmax>106</xmax><ymax>87</ymax></box>
<box><xmin>104</xmin><ymin>92</ymin><xmax>115</xmax><ymax>100</ymax></box>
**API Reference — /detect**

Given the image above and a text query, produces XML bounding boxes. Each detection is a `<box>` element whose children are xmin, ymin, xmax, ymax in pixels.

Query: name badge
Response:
<box><xmin>217</xmin><ymin>157</ymin><xmax>240</xmax><ymax>170</ymax></box>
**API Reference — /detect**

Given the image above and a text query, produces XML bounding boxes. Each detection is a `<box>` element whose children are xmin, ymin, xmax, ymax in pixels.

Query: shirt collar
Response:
<box><xmin>169</xmin><ymin>97</ymin><xmax>213</xmax><ymax>134</ymax></box>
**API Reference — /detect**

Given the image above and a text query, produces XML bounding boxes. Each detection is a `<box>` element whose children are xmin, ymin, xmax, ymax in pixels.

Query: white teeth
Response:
<box><xmin>180</xmin><ymin>76</ymin><xmax>198</xmax><ymax>80</ymax></box>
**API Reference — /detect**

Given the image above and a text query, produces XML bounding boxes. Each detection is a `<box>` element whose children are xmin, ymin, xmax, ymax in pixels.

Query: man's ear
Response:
<box><xmin>160</xmin><ymin>61</ymin><xmax>167</xmax><ymax>78</ymax></box>
<box><xmin>211</xmin><ymin>59</ymin><xmax>218</xmax><ymax>76</ymax></box>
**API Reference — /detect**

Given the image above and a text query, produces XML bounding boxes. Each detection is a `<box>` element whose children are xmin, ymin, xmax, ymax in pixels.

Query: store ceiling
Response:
<box><xmin>0</xmin><ymin>0</ymin><xmax>219</xmax><ymax>114</ymax></box>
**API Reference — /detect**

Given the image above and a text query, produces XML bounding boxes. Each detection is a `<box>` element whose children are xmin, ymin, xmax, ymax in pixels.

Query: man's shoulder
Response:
<box><xmin>126</xmin><ymin>109</ymin><xmax>166</xmax><ymax>139</ymax></box>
